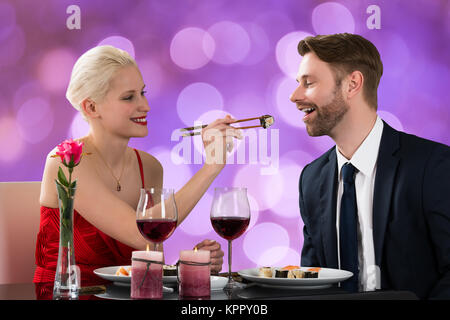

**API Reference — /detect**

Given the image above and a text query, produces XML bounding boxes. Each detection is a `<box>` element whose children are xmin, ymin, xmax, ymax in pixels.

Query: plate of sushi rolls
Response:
<box><xmin>93</xmin><ymin>265</ymin><xmax>179</xmax><ymax>286</ymax></box>
<box><xmin>238</xmin><ymin>266</ymin><xmax>353</xmax><ymax>289</ymax></box>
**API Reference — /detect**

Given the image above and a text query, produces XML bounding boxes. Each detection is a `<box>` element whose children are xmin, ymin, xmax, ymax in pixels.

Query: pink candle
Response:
<box><xmin>179</xmin><ymin>249</ymin><xmax>211</xmax><ymax>299</ymax></box>
<box><xmin>131</xmin><ymin>250</ymin><xmax>163</xmax><ymax>299</ymax></box>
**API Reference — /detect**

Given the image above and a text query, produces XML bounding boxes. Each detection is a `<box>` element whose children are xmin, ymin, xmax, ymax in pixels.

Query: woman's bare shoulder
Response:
<box><xmin>40</xmin><ymin>147</ymin><xmax>63</xmax><ymax>207</ymax></box>
<box><xmin>133</xmin><ymin>149</ymin><xmax>163</xmax><ymax>185</ymax></box>
<box><xmin>134</xmin><ymin>149</ymin><xmax>163</xmax><ymax>170</ymax></box>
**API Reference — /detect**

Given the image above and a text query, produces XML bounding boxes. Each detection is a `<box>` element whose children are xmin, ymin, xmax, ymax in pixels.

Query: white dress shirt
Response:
<box><xmin>336</xmin><ymin>116</ymin><xmax>383</xmax><ymax>291</ymax></box>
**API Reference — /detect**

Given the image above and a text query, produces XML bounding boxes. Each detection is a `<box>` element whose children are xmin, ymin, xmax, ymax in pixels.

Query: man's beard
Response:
<box><xmin>304</xmin><ymin>86</ymin><xmax>349</xmax><ymax>137</ymax></box>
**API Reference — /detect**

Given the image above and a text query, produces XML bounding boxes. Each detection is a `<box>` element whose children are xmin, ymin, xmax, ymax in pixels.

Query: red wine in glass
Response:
<box><xmin>137</xmin><ymin>219</ymin><xmax>177</xmax><ymax>243</ymax></box>
<box><xmin>210</xmin><ymin>217</ymin><xmax>250</xmax><ymax>241</ymax></box>
<box><xmin>210</xmin><ymin>187</ymin><xmax>251</xmax><ymax>293</ymax></box>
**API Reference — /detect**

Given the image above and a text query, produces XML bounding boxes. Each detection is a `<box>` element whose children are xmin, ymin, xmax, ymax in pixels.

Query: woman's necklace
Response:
<box><xmin>91</xmin><ymin>143</ymin><xmax>127</xmax><ymax>192</ymax></box>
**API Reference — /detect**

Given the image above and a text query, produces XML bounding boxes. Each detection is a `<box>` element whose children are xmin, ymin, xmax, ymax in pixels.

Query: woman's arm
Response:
<box><xmin>40</xmin><ymin>150</ymin><xmax>151</xmax><ymax>251</ymax></box>
<box><xmin>174</xmin><ymin>116</ymin><xmax>241</xmax><ymax>225</ymax></box>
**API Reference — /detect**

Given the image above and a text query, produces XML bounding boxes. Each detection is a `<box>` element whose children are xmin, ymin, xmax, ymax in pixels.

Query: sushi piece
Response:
<box><xmin>163</xmin><ymin>265</ymin><xmax>177</xmax><ymax>276</ymax></box>
<box><xmin>260</xmin><ymin>115</ymin><xmax>275</xmax><ymax>129</ymax></box>
<box><xmin>258</xmin><ymin>267</ymin><xmax>273</xmax><ymax>278</ymax></box>
<box><xmin>274</xmin><ymin>269</ymin><xmax>289</xmax><ymax>278</ymax></box>
<box><xmin>288</xmin><ymin>269</ymin><xmax>305</xmax><ymax>279</ymax></box>
<box><xmin>115</xmin><ymin>266</ymin><xmax>130</xmax><ymax>276</ymax></box>
<box><xmin>303</xmin><ymin>271</ymin><xmax>319</xmax><ymax>278</ymax></box>
<box><xmin>305</xmin><ymin>267</ymin><xmax>320</xmax><ymax>278</ymax></box>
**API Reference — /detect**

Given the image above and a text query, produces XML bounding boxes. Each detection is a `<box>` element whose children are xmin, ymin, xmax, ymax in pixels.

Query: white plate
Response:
<box><xmin>238</xmin><ymin>267</ymin><xmax>353</xmax><ymax>289</ymax></box>
<box><xmin>211</xmin><ymin>276</ymin><xmax>227</xmax><ymax>291</ymax></box>
<box><xmin>94</xmin><ymin>266</ymin><xmax>228</xmax><ymax>290</ymax></box>
<box><xmin>93</xmin><ymin>265</ymin><xmax>176</xmax><ymax>286</ymax></box>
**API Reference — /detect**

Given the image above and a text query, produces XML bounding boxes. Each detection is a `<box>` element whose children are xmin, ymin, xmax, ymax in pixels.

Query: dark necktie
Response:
<box><xmin>339</xmin><ymin>162</ymin><xmax>359</xmax><ymax>292</ymax></box>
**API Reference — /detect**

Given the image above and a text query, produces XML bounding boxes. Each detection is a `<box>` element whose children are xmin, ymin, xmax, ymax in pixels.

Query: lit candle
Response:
<box><xmin>131</xmin><ymin>250</ymin><xmax>163</xmax><ymax>299</ymax></box>
<box><xmin>179</xmin><ymin>248</ymin><xmax>211</xmax><ymax>299</ymax></box>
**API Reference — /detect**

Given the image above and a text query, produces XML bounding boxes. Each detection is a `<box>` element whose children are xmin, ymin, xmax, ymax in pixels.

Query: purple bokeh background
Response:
<box><xmin>0</xmin><ymin>0</ymin><xmax>449</xmax><ymax>270</ymax></box>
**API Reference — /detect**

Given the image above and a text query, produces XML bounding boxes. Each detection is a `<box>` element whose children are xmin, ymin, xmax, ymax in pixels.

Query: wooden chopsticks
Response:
<box><xmin>180</xmin><ymin>115</ymin><xmax>274</xmax><ymax>137</ymax></box>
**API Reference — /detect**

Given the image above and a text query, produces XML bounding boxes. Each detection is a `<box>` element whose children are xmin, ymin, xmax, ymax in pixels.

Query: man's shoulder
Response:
<box><xmin>301</xmin><ymin>146</ymin><xmax>336</xmax><ymax>181</ymax></box>
<box><xmin>393</xmin><ymin>127</ymin><xmax>449</xmax><ymax>157</ymax></box>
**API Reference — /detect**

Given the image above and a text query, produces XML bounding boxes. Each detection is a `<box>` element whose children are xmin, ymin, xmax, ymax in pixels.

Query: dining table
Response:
<box><xmin>0</xmin><ymin>279</ymin><xmax>418</xmax><ymax>300</ymax></box>
<box><xmin>0</xmin><ymin>277</ymin><xmax>428</xmax><ymax>319</ymax></box>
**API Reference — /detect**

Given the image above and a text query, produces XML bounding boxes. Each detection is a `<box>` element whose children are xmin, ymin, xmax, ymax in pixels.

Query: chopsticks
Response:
<box><xmin>180</xmin><ymin>115</ymin><xmax>274</xmax><ymax>137</ymax></box>
<box><xmin>79</xmin><ymin>285</ymin><xmax>106</xmax><ymax>295</ymax></box>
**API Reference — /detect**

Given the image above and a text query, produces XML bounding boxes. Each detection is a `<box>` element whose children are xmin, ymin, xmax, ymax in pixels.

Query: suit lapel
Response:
<box><xmin>319</xmin><ymin>150</ymin><xmax>339</xmax><ymax>268</ymax></box>
<box><xmin>373</xmin><ymin>122</ymin><xmax>400</xmax><ymax>267</ymax></box>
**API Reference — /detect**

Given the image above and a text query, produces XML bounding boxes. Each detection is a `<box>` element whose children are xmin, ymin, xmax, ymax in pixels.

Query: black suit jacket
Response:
<box><xmin>299</xmin><ymin>121</ymin><xmax>450</xmax><ymax>299</ymax></box>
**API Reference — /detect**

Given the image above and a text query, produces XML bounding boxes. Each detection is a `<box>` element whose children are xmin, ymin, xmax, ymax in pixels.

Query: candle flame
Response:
<box><xmin>194</xmin><ymin>246</ymin><xmax>197</xmax><ymax>252</ymax></box>
<box><xmin>146</xmin><ymin>243</ymin><xmax>150</xmax><ymax>251</ymax></box>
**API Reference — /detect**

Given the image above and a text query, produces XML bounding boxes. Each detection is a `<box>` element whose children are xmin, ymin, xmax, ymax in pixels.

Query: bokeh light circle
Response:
<box><xmin>0</xmin><ymin>117</ymin><xmax>24</xmax><ymax>163</ymax></box>
<box><xmin>378</xmin><ymin>110</ymin><xmax>404</xmax><ymax>132</ymax></box>
<box><xmin>178</xmin><ymin>192</ymin><xmax>214</xmax><ymax>236</ymax></box>
<box><xmin>312</xmin><ymin>2</ymin><xmax>355</xmax><ymax>34</ymax></box>
<box><xmin>270</xmin><ymin>161</ymin><xmax>303</xmax><ymax>218</ymax></box>
<box><xmin>170</xmin><ymin>27</ymin><xmax>215</xmax><ymax>70</ymax></box>
<box><xmin>374</xmin><ymin>33</ymin><xmax>410</xmax><ymax>79</ymax></box>
<box><xmin>276</xmin><ymin>31</ymin><xmax>312</xmax><ymax>79</ymax></box>
<box><xmin>233</xmin><ymin>164</ymin><xmax>284</xmax><ymax>211</ymax></box>
<box><xmin>37</xmin><ymin>48</ymin><xmax>76</xmax><ymax>93</ymax></box>
<box><xmin>274</xmin><ymin>76</ymin><xmax>305</xmax><ymax>129</ymax></box>
<box><xmin>258</xmin><ymin>246</ymin><xmax>301</xmax><ymax>267</ymax></box>
<box><xmin>98</xmin><ymin>36</ymin><xmax>135</xmax><ymax>58</ymax></box>
<box><xmin>147</xmin><ymin>147</ymin><xmax>193</xmax><ymax>192</ymax></box>
<box><xmin>16</xmin><ymin>98</ymin><xmax>54</xmax><ymax>144</ymax></box>
<box><xmin>13</xmin><ymin>81</ymin><xmax>44</xmax><ymax>111</ymax></box>
<box><xmin>243</xmin><ymin>222</ymin><xmax>290</xmax><ymax>265</ymax></box>
<box><xmin>207</xmin><ymin>21</ymin><xmax>251</xmax><ymax>65</ymax></box>
<box><xmin>240</xmin><ymin>23</ymin><xmax>270</xmax><ymax>66</ymax></box>
<box><xmin>176</xmin><ymin>82</ymin><xmax>224</xmax><ymax>126</ymax></box>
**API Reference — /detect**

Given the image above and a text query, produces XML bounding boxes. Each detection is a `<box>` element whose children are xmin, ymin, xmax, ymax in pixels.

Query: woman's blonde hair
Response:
<box><xmin>66</xmin><ymin>45</ymin><xmax>137</xmax><ymax>115</ymax></box>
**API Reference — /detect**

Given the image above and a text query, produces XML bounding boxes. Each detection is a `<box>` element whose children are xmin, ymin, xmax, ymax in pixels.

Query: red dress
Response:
<box><xmin>34</xmin><ymin>149</ymin><xmax>146</xmax><ymax>297</ymax></box>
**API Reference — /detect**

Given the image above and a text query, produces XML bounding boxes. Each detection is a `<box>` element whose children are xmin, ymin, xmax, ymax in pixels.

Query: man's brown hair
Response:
<box><xmin>298</xmin><ymin>33</ymin><xmax>383</xmax><ymax>110</ymax></box>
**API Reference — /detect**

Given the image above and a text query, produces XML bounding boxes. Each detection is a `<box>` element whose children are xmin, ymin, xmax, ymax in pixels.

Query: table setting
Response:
<box><xmin>7</xmin><ymin>177</ymin><xmax>417</xmax><ymax>301</ymax></box>
<box><xmin>77</xmin><ymin>185</ymin><xmax>415</xmax><ymax>301</ymax></box>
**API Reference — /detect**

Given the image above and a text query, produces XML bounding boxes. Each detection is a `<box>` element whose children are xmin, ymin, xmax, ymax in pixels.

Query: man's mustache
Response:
<box><xmin>296</xmin><ymin>101</ymin><xmax>318</xmax><ymax>109</ymax></box>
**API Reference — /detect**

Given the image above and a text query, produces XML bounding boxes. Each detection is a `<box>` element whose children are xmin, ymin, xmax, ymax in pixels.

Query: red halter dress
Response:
<box><xmin>34</xmin><ymin>149</ymin><xmax>146</xmax><ymax>296</ymax></box>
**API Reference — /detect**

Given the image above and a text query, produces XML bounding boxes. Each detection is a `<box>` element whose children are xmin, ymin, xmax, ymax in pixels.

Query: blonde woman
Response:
<box><xmin>34</xmin><ymin>46</ymin><xmax>241</xmax><ymax>292</ymax></box>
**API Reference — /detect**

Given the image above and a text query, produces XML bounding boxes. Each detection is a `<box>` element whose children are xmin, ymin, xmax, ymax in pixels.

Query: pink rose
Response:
<box><xmin>56</xmin><ymin>139</ymin><xmax>84</xmax><ymax>167</ymax></box>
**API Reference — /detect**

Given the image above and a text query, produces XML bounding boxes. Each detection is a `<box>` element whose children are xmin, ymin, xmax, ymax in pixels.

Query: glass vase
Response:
<box><xmin>53</xmin><ymin>181</ymin><xmax>79</xmax><ymax>300</ymax></box>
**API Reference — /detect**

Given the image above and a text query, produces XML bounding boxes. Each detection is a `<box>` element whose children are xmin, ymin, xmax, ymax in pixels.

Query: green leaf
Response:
<box><xmin>70</xmin><ymin>180</ymin><xmax>77</xmax><ymax>189</ymax></box>
<box><xmin>55</xmin><ymin>179</ymin><xmax>68</xmax><ymax>212</ymax></box>
<box><xmin>57</xmin><ymin>167</ymin><xmax>70</xmax><ymax>187</ymax></box>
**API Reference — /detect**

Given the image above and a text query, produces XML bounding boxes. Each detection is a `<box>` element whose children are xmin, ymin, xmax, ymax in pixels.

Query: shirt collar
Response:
<box><xmin>336</xmin><ymin>116</ymin><xmax>384</xmax><ymax>178</ymax></box>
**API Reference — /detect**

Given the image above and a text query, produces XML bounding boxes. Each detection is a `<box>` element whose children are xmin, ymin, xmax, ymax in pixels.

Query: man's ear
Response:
<box><xmin>80</xmin><ymin>98</ymin><xmax>100</xmax><ymax>119</ymax></box>
<box><xmin>345</xmin><ymin>70</ymin><xmax>364</xmax><ymax>99</ymax></box>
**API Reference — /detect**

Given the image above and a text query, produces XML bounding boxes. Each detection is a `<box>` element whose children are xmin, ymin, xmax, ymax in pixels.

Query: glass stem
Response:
<box><xmin>228</xmin><ymin>240</ymin><xmax>232</xmax><ymax>282</ymax></box>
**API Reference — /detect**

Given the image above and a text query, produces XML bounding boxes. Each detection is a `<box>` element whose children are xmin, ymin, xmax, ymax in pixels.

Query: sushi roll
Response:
<box><xmin>260</xmin><ymin>115</ymin><xmax>275</xmax><ymax>129</ymax></box>
<box><xmin>303</xmin><ymin>271</ymin><xmax>319</xmax><ymax>278</ymax></box>
<box><xmin>258</xmin><ymin>267</ymin><xmax>273</xmax><ymax>278</ymax></box>
<box><xmin>306</xmin><ymin>267</ymin><xmax>320</xmax><ymax>278</ymax></box>
<box><xmin>163</xmin><ymin>265</ymin><xmax>177</xmax><ymax>276</ymax></box>
<box><xmin>274</xmin><ymin>269</ymin><xmax>289</xmax><ymax>278</ymax></box>
<box><xmin>288</xmin><ymin>269</ymin><xmax>305</xmax><ymax>279</ymax></box>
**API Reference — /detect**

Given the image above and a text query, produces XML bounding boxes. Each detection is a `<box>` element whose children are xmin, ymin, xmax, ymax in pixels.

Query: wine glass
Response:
<box><xmin>210</xmin><ymin>187</ymin><xmax>250</xmax><ymax>292</ymax></box>
<box><xmin>136</xmin><ymin>188</ymin><xmax>178</xmax><ymax>252</ymax></box>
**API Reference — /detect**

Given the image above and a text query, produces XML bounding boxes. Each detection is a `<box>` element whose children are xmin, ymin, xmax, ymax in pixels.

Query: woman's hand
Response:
<box><xmin>201</xmin><ymin>115</ymin><xmax>242</xmax><ymax>171</ymax></box>
<box><xmin>194</xmin><ymin>239</ymin><xmax>224</xmax><ymax>274</ymax></box>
